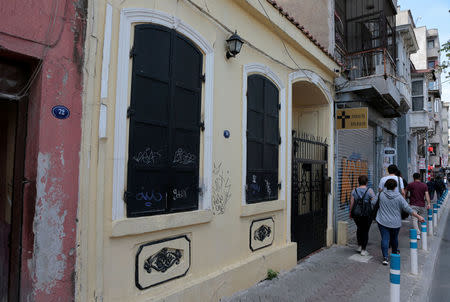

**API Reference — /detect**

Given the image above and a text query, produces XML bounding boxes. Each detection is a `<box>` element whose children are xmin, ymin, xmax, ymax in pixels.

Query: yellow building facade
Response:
<box><xmin>77</xmin><ymin>0</ymin><xmax>339</xmax><ymax>301</ymax></box>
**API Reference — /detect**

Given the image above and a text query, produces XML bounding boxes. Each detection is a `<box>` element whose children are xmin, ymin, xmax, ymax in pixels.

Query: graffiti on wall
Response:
<box><xmin>339</xmin><ymin>154</ymin><xmax>369</xmax><ymax>204</ymax></box>
<box><xmin>212</xmin><ymin>162</ymin><xmax>231</xmax><ymax>215</ymax></box>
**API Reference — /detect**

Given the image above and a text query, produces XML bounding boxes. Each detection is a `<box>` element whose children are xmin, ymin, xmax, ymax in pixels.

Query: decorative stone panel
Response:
<box><xmin>135</xmin><ymin>235</ymin><xmax>190</xmax><ymax>290</ymax></box>
<box><xmin>250</xmin><ymin>217</ymin><xmax>274</xmax><ymax>251</ymax></box>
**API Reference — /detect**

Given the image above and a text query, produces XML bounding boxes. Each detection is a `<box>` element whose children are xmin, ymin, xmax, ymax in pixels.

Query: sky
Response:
<box><xmin>398</xmin><ymin>0</ymin><xmax>450</xmax><ymax>103</ymax></box>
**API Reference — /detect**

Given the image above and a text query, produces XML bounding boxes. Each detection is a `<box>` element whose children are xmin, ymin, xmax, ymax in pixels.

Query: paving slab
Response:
<box><xmin>222</xmin><ymin>196</ymin><xmax>449</xmax><ymax>302</ymax></box>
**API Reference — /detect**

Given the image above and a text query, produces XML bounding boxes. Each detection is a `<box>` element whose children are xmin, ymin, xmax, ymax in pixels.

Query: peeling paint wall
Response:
<box><xmin>0</xmin><ymin>0</ymin><xmax>86</xmax><ymax>301</ymax></box>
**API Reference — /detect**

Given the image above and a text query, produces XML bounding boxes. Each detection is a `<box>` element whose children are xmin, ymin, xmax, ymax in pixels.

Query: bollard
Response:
<box><xmin>390</xmin><ymin>253</ymin><xmax>401</xmax><ymax>302</ymax></box>
<box><xmin>433</xmin><ymin>204</ymin><xmax>438</xmax><ymax>230</ymax></box>
<box><xmin>410</xmin><ymin>229</ymin><xmax>418</xmax><ymax>275</ymax></box>
<box><xmin>421</xmin><ymin>222</ymin><xmax>427</xmax><ymax>251</ymax></box>
<box><xmin>437</xmin><ymin>203</ymin><xmax>441</xmax><ymax>220</ymax></box>
<box><xmin>428</xmin><ymin>208</ymin><xmax>433</xmax><ymax>236</ymax></box>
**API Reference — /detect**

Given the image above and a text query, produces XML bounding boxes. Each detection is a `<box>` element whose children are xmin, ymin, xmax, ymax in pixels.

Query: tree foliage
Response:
<box><xmin>439</xmin><ymin>40</ymin><xmax>450</xmax><ymax>79</ymax></box>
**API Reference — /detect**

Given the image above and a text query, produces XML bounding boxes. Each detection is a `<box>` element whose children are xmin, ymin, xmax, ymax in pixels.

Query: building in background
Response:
<box><xmin>0</xmin><ymin>1</ymin><xmax>86</xmax><ymax>301</ymax></box>
<box><xmin>441</xmin><ymin>103</ymin><xmax>449</xmax><ymax>168</ymax></box>
<box><xmin>332</xmin><ymin>0</ymin><xmax>407</xmax><ymax>238</ymax></box>
<box><xmin>396</xmin><ymin>8</ymin><xmax>419</xmax><ymax>182</ymax></box>
<box><xmin>410</xmin><ymin>27</ymin><xmax>443</xmax><ymax>179</ymax></box>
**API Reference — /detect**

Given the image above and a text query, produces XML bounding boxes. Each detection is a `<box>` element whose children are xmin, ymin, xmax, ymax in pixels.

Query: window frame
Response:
<box><xmin>411</xmin><ymin>80</ymin><xmax>424</xmax><ymax>111</ymax></box>
<box><xmin>241</xmin><ymin>64</ymin><xmax>286</xmax><ymax>206</ymax></box>
<box><xmin>112</xmin><ymin>8</ymin><xmax>214</xmax><ymax>221</ymax></box>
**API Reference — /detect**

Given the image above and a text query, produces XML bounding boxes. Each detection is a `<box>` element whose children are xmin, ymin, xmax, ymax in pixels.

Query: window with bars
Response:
<box><xmin>125</xmin><ymin>24</ymin><xmax>203</xmax><ymax>217</ymax></box>
<box><xmin>246</xmin><ymin>75</ymin><xmax>280</xmax><ymax>203</ymax></box>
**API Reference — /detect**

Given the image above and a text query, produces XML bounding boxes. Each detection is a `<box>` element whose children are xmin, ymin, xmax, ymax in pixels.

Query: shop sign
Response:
<box><xmin>336</xmin><ymin>107</ymin><xmax>368</xmax><ymax>130</ymax></box>
<box><xmin>419</xmin><ymin>158</ymin><xmax>426</xmax><ymax>170</ymax></box>
<box><xmin>383</xmin><ymin>147</ymin><xmax>396</xmax><ymax>157</ymax></box>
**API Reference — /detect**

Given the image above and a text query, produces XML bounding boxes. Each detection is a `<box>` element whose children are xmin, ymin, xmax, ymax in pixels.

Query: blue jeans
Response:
<box><xmin>378</xmin><ymin>223</ymin><xmax>400</xmax><ymax>259</ymax></box>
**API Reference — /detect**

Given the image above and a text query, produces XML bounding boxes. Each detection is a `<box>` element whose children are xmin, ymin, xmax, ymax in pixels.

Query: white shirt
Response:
<box><xmin>378</xmin><ymin>175</ymin><xmax>404</xmax><ymax>193</ymax></box>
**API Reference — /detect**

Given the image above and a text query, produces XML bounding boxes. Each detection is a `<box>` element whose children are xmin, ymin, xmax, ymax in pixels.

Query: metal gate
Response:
<box><xmin>291</xmin><ymin>132</ymin><xmax>328</xmax><ymax>260</ymax></box>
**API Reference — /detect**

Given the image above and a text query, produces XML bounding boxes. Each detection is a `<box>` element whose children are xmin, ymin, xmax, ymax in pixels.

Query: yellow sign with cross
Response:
<box><xmin>336</xmin><ymin>107</ymin><xmax>368</xmax><ymax>130</ymax></box>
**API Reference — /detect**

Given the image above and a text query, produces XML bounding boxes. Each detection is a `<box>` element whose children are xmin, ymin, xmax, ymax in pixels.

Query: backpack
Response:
<box><xmin>351</xmin><ymin>188</ymin><xmax>372</xmax><ymax>218</ymax></box>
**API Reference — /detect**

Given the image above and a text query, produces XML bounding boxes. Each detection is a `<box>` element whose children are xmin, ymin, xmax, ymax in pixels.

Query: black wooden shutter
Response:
<box><xmin>246</xmin><ymin>75</ymin><xmax>279</xmax><ymax>203</ymax></box>
<box><xmin>126</xmin><ymin>24</ymin><xmax>202</xmax><ymax>217</ymax></box>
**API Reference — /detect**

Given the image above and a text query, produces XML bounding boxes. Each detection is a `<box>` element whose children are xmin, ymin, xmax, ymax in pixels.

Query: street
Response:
<box><xmin>430</xmin><ymin>214</ymin><xmax>450</xmax><ymax>301</ymax></box>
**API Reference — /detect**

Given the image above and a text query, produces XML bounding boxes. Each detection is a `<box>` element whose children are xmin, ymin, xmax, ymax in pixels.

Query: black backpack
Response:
<box><xmin>351</xmin><ymin>188</ymin><xmax>372</xmax><ymax>218</ymax></box>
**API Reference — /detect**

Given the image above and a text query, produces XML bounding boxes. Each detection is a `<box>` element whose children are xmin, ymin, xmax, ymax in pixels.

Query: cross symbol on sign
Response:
<box><xmin>337</xmin><ymin>111</ymin><xmax>350</xmax><ymax>128</ymax></box>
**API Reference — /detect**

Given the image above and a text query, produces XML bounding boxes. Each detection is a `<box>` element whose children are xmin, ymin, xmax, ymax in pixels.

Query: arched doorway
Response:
<box><xmin>289</xmin><ymin>78</ymin><xmax>332</xmax><ymax>260</ymax></box>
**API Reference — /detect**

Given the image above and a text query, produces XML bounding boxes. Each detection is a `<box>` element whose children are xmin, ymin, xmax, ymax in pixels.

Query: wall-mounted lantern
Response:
<box><xmin>226</xmin><ymin>31</ymin><xmax>244</xmax><ymax>59</ymax></box>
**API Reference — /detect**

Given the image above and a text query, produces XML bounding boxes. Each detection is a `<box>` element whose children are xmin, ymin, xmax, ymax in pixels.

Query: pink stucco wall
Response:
<box><xmin>0</xmin><ymin>1</ymin><xmax>86</xmax><ymax>301</ymax></box>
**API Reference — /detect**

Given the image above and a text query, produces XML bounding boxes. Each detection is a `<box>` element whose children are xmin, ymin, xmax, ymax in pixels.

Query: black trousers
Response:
<box><xmin>353</xmin><ymin>217</ymin><xmax>372</xmax><ymax>250</ymax></box>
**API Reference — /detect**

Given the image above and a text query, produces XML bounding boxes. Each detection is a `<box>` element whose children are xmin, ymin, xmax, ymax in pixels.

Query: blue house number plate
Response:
<box><xmin>52</xmin><ymin>105</ymin><xmax>70</xmax><ymax>119</ymax></box>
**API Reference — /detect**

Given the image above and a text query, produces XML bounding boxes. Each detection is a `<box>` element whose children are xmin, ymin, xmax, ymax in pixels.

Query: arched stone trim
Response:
<box><xmin>242</xmin><ymin>64</ymin><xmax>286</xmax><ymax>206</ymax></box>
<box><xmin>112</xmin><ymin>8</ymin><xmax>214</xmax><ymax>220</ymax></box>
<box><xmin>286</xmin><ymin>69</ymin><xmax>334</xmax><ymax>242</ymax></box>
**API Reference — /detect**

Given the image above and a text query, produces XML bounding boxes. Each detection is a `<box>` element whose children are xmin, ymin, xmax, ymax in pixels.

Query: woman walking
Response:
<box><xmin>350</xmin><ymin>175</ymin><xmax>375</xmax><ymax>256</ymax></box>
<box><xmin>374</xmin><ymin>179</ymin><xmax>425</xmax><ymax>265</ymax></box>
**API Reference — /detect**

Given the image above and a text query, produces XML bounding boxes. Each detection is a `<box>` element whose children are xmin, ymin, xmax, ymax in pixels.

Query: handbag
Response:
<box><xmin>371</xmin><ymin>193</ymin><xmax>380</xmax><ymax>220</ymax></box>
<box><xmin>351</xmin><ymin>188</ymin><xmax>371</xmax><ymax>218</ymax></box>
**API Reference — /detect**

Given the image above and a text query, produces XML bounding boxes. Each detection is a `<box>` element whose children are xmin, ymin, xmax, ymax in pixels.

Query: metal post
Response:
<box><xmin>390</xmin><ymin>253</ymin><xmax>401</xmax><ymax>302</ymax></box>
<box><xmin>428</xmin><ymin>208</ymin><xmax>433</xmax><ymax>236</ymax></box>
<box><xmin>410</xmin><ymin>229</ymin><xmax>418</xmax><ymax>275</ymax></box>
<box><xmin>421</xmin><ymin>222</ymin><xmax>427</xmax><ymax>251</ymax></box>
<box><xmin>433</xmin><ymin>204</ymin><xmax>438</xmax><ymax>230</ymax></box>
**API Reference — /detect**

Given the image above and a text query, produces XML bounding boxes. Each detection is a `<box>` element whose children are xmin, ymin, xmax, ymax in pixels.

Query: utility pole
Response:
<box><xmin>425</xmin><ymin>130</ymin><xmax>429</xmax><ymax>181</ymax></box>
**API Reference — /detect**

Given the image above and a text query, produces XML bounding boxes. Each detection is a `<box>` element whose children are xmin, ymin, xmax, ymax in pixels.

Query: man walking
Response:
<box><xmin>435</xmin><ymin>176</ymin><xmax>445</xmax><ymax>200</ymax></box>
<box><xmin>405</xmin><ymin>173</ymin><xmax>431</xmax><ymax>240</ymax></box>
<box><xmin>378</xmin><ymin>164</ymin><xmax>405</xmax><ymax>197</ymax></box>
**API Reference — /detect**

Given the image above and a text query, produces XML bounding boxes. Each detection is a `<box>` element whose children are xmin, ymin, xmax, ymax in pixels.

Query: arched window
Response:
<box><xmin>246</xmin><ymin>75</ymin><xmax>280</xmax><ymax>203</ymax></box>
<box><xmin>125</xmin><ymin>24</ymin><xmax>203</xmax><ymax>217</ymax></box>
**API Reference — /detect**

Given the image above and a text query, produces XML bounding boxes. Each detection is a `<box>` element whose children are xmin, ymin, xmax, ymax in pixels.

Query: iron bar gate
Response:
<box><xmin>291</xmin><ymin>132</ymin><xmax>328</xmax><ymax>260</ymax></box>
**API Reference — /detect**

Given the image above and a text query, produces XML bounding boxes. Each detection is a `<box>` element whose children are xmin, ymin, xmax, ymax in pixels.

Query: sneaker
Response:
<box><xmin>382</xmin><ymin>258</ymin><xmax>389</xmax><ymax>265</ymax></box>
<box><xmin>417</xmin><ymin>234</ymin><xmax>421</xmax><ymax>240</ymax></box>
<box><xmin>356</xmin><ymin>246</ymin><xmax>362</xmax><ymax>253</ymax></box>
<box><xmin>361</xmin><ymin>250</ymin><xmax>368</xmax><ymax>256</ymax></box>
<box><xmin>392</xmin><ymin>250</ymin><xmax>400</xmax><ymax>255</ymax></box>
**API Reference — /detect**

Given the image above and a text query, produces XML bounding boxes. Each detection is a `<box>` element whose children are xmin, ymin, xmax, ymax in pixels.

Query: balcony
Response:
<box><xmin>428</xmin><ymin>81</ymin><xmax>441</xmax><ymax>97</ymax></box>
<box><xmin>409</xmin><ymin>110</ymin><xmax>430</xmax><ymax>130</ymax></box>
<box><xmin>338</xmin><ymin>48</ymin><xmax>402</xmax><ymax>117</ymax></box>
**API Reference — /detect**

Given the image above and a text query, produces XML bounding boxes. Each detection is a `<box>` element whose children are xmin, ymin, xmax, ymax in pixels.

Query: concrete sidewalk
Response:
<box><xmin>222</xmin><ymin>197</ymin><xmax>449</xmax><ymax>302</ymax></box>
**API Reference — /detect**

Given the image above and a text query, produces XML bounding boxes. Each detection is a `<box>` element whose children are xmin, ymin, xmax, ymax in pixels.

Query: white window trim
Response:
<box><xmin>241</xmin><ymin>64</ymin><xmax>286</xmax><ymax>207</ymax></box>
<box><xmin>112</xmin><ymin>8</ymin><xmax>214</xmax><ymax>220</ymax></box>
<box><xmin>287</xmin><ymin>70</ymin><xmax>333</xmax><ymax>243</ymax></box>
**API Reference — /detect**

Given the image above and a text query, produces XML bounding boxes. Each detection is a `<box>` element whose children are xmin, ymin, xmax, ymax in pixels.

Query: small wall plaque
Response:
<box><xmin>250</xmin><ymin>217</ymin><xmax>274</xmax><ymax>251</ymax></box>
<box><xmin>52</xmin><ymin>105</ymin><xmax>70</xmax><ymax>119</ymax></box>
<box><xmin>135</xmin><ymin>235</ymin><xmax>190</xmax><ymax>290</ymax></box>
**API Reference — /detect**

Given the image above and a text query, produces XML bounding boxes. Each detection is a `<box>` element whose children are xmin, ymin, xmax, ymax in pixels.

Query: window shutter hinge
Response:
<box><xmin>278</xmin><ymin>182</ymin><xmax>282</xmax><ymax>190</ymax></box>
<box><xmin>123</xmin><ymin>191</ymin><xmax>131</xmax><ymax>203</ymax></box>
<box><xmin>127</xmin><ymin>107</ymin><xmax>135</xmax><ymax>118</ymax></box>
<box><xmin>200</xmin><ymin>74</ymin><xmax>205</xmax><ymax>82</ymax></box>
<box><xmin>199</xmin><ymin>121</ymin><xmax>205</xmax><ymax>131</ymax></box>
<box><xmin>129</xmin><ymin>46</ymin><xmax>136</xmax><ymax>58</ymax></box>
